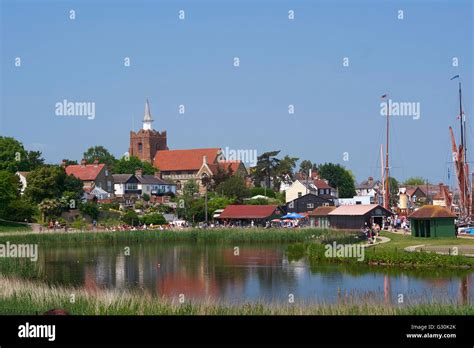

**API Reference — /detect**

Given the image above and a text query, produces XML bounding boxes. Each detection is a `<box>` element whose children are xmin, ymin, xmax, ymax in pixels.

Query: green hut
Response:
<box><xmin>408</xmin><ymin>205</ymin><xmax>456</xmax><ymax>238</ymax></box>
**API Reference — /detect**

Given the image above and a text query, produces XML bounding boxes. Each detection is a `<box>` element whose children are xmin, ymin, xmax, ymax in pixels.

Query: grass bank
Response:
<box><xmin>294</xmin><ymin>232</ymin><xmax>474</xmax><ymax>268</ymax></box>
<box><xmin>0</xmin><ymin>276</ymin><xmax>472</xmax><ymax>315</ymax></box>
<box><xmin>0</xmin><ymin>228</ymin><xmax>350</xmax><ymax>245</ymax></box>
<box><xmin>0</xmin><ymin>220</ymin><xmax>31</xmax><ymax>233</ymax></box>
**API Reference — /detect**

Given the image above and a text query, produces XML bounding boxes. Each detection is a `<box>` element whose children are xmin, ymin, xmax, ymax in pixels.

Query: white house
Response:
<box><xmin>285</xmin><ymin>179</ymin><xmax>337</xmax><ymax>203</ymax></box>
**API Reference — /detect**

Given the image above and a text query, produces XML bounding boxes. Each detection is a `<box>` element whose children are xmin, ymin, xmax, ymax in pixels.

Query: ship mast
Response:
<box><xmin>382</xmin><ymin>95</ymin><xmax>390</xmax><ymax>210</ymax></box>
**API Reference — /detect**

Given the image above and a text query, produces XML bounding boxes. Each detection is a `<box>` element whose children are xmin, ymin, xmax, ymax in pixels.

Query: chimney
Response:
<box><xmin>154</xmin><ymin>170</ymin><xmax>161</xmax><ymax>179</ymax></box>
<box><xmin>135</xmin><ymin>169</ymin><xmax>143</xmax><ymax>177</ymax></box>
<box><xmin>368</xmin><ymin>176</ymin><xmax>374</xmax><ymax>186</ymax></box>
<box><xmin>203</xmin><ymin>155</ymin><xmax>207</xmax><ymax>165</ymax></box>
<box><xmin>93</xmin><ymin>158</ymin><xmax>99</xmax><ymax>167</ymax></box>
<box><xmin>61</xmin><ymin>159</ymin><xmax>67</xmax><ymax>168</ymax></box>
<box><xmin>81</xmin><ymin>159</ymin><xmax>87</xmax><ymax>167</ymax></box>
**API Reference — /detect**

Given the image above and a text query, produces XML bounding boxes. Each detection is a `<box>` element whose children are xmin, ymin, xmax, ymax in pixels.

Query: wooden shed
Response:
<box><xmin>408</xmin><ymin>205</ymin><xmax>456</xmax><ymax>238</ymax></box>
<box><xmin>327</xmin><ymin>204</ymin><xmax>393</xmax><ymax>230</ymax></box>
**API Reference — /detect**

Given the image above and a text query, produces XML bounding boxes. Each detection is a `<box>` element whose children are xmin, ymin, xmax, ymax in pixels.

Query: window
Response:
<box><xmin>107</xmin><ymin>181</ymin><xmax>112</xmax><ymax>191</ymax></box>
<box><xmin>298</xmin><ymin>192</ymin><xmax>302</xmax><ymax>198</ymax></box>
<box><xmin>126</xmin><ymin>183</ymin><xmax>138</xmax><ymax>190</ymax></box>
<box><xmin>105</xmin><ymin>170</ymin><xmax>108</xmax><ymax>176</ymax></box>
<box><xmin>307</xmin><ymin>203</ymin><xmax>314</xmax><ymax>209</ymax></box>
<box><xmin>138</xmin><ymin>143</ymin><xmax>143</xmax><ymax>153</ymax></box>
<box><xmin>289</xmin><ymin>202</ymin><xmax>294</xmax><ymax>208</ymax></box>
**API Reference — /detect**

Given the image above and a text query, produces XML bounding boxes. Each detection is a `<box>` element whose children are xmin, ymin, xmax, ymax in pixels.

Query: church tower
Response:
<box><xmin>129</xmin><ymin>99</ymin><xmax>168</xmax><ymax>163</ymax></box>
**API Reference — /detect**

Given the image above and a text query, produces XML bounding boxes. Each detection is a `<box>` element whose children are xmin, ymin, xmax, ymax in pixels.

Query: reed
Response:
<box><xmin>0</xmin><ymin>276</ymin><xmax>471</xmax><ymax>315</ymax></box>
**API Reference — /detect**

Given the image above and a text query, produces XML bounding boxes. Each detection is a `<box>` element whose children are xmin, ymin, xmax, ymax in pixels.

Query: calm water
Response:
<box><xmin>36</xmin><ymin>243</ymin><xmax>474</xmax><ymax>305</ymax></box>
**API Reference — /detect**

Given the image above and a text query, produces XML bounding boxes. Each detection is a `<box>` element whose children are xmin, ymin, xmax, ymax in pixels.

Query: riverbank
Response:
<box><xmin>0</xmin><ymin>276</ymin><xmax>472</xmax><ymax>315</ymax></box>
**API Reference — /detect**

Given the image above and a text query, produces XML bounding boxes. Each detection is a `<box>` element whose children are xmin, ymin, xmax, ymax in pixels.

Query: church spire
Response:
<box><xmin>143</xmin><ymin>99</ymin><xmax>153</xmax><ymax>130</ymax></box>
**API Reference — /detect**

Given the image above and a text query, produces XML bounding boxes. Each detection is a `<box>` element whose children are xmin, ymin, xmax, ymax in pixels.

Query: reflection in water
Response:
<box><xmin>37</xmin><ymin>243</ymin><xmax>474</xmax><ymax>305</ymax></box>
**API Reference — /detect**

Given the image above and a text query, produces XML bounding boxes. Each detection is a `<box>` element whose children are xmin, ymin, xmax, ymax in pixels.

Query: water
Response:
<box><xmin>36</xmin><ymin>242</ymin><xmax>473</xmax><ymax>305</ymax></box>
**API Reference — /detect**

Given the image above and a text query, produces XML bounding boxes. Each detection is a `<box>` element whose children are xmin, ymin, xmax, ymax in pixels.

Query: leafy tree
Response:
<box><xmin>299</xmin><ymin>160</ymin><xmax>313</xmax><ymax>174</ymax></box>
<box><xmin>388</xmin><ymin>177</ymin><xmax>399</xmax><ymax>208</ymax></box>
<box><xmin>6</xmin><ymin>198</ymin><xmax>36</xmax><ymax>222</ymax></box>
<box><xmin>0</xmin><ymin>171</ymin><xmax>21</xmax><ymax>218</ymax></box>
<box><xmin>244</xmin><ymin>198</ymin><xmax>270</xmax><ymax>205</ymax></box>
<box><xmin>0</xmin><ymin>136</ymin><xmax>44</xmax><ymax>172</ymax></box>
<box><xmin>38</xmin><ymin>198</ymin><xmax>65</xmax><ymax>221</ymax></box>
<box><xmin>403</xmin><ymin>177</ymin><xmax>425</xmax><ymax>186</ymax></box>
<box><xmin>183</xmin><ymin>179</ymin><xmax>200</xmax><ymax>197</ymax></box>
<box><xmin>25</xmin><ymin>166</ymin><xmax>83</xmax><ymax>204</ymax></box>
<box><xmin>83</xmin><ymin>146</ymin><xmax>116</xmax><ymax>170</ymax></box>
<box><xmin>80</xmin><ymin>201</ymin><xmax>99</xmax><ymax>220</ymax></box>
<box><xmin>316</xmin><ymin>163</ymin><xmax>356</xmax><ymax>198</ymax></box>
<box><xmin>142</xmin><ymin>193</ymin><xmax>150</xmax><ymax>202</ymax></box>
<box><xmin>252</xmin><ymin>150</ymin><xmax>280</xmax><ymax>188</ymax></box>
<box><xmin>215</xmin><ymin>176</ymin><xmax>249</xmax><ymax>201</ymax></box>
<box><xmin>121</xmin><ymin>210</ymin><xmax>139</xmax><ymax>226</ymax></box>
<box><xmin>113</xmin><ymin>156</ymin><xmax>155</xmax><ymax>175</ymax></box>
<box><xmin>249</xmin><ymin>187</ymin><xmax>276</xmax><ymax>198</ymax></box>
<box><xmin>141</xmin><ymin>213</ymin><xmax>166</xmax><ymax>225</ymax></box>
<box><xmin>274</xmin><ymin>155</ymin><xmax>299</xmax><ymax>191</ymax></box>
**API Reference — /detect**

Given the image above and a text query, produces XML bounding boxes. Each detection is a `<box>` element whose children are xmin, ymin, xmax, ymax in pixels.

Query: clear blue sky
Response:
<box><xmin>1</xmin><ymin>0</ymin><xmax>472</xmax><ymax>186</ymax></box>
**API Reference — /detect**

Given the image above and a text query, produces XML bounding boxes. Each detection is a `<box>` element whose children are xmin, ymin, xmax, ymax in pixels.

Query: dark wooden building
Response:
<box><xmin>286</xmin><ymin>193</ymin><xmax>334</xmax><ymax>214</ymax></box>
<box><xmin>328</xmin><ymin>204</ymin><xmax>392</xmax><ymax>230</ymax></box>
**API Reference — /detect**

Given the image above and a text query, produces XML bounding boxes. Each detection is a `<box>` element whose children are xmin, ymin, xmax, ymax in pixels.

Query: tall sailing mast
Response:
<box><xmin>450</xmin><ymin>75</ymin><xmax>471</xmax><ymax>219</ymax></box>
<box><xmin>382</xmin><ymin>94</ymin><xmax>390</xmax><ymax>210</ymax></box>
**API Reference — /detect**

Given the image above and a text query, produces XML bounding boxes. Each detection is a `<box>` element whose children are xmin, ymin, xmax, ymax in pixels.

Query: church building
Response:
<box><xmin>129</xmin><ymin>100</ymin><xmax>168</xmax><ymax>163</ymax></box>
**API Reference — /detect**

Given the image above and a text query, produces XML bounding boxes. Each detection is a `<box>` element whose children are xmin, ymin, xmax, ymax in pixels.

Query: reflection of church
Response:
<box><xmin>129</xmin><ymin>100</ymin><xmax>248</xmax><ymax>194</ymax></box>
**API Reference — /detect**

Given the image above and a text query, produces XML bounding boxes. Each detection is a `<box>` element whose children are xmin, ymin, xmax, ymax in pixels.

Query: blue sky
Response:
<box><xmin>1</xmin><ymin>0</ymin><xmax>472</xmax><ymax>185</ymax></box>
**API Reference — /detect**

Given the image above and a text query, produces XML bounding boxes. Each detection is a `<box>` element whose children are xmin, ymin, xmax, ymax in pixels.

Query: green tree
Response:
<box><xmin>38</xmin><ymin>198</ymin><xmax>65</xmax><ymax>221</ymax></box>
<box><xmin>25</xmin><ymin>166</ymin><xmax>83</xmax><ymax>204</ymax></box>
<box><xmin>274</xmin><ymin>155</ymin><xmax>299</xmax><ymax>191</ymax></box>
<box><xmin>80</xmin><ymin>201</ymin><xmax>99</xmax><ymax>220</ymax></box>
<box><xmin>113</xmin><ymin>156</ymin><xmax>155</xmax><ymax>175</ymax></box>
<box><xmin>215</xmin><ymin>176</ymin><xmax>249</xmax><ymax>201</ymax></box>
<box><xmin>388</xmin><ymin>177</ymin><xmax>399</xmax><ymax>208</ymax></box>
<box><xmin>0</xmin><ymin>136</ymin><xmax>44</xmax><ymax>172</ymax></box>
<box><xmin>252</xmin><ymin>150</ymin><xmax>280</xmax><ymax>188</ymax></box>
<box><xmin>316</xmin><ymin>163</ymin><xmax>356</xmax><ymax>198</ymax></box>
<box><xmin>183</xmin><ymin>179</ymin><xmax>200</xmax><ymax>197</ymax></box>
<box><xmin>403</xmin><ymin>176</ymin><xmax>425</xmax><ymax>186</ymax></box>
<box><xmin>0</xmin><ymin>171</ymin><xmax>21</xmax><ymax>218</ymax></box>
<box><xmin>6</xmin><ymin>198</ymin><xmax>36</xmax><ymax>222</ymax></box>
<box><xmin>141</xmin><ymin>213</ymin><xmax>166</xmax><ymax>225</ymax></box>
<box><xmin>299</xmin><ymin>160</ymin><xmax>313</xmax><ymax>174</ymax></box>
<box><xmin>121</xmin><ymin>210</ymin><xmax>139</xmax><ymax>226</ymax></box>
<box><xmin>83</xmin><ymin>146</ymin><xmax>116</xmax><ymax>170</ymax></box>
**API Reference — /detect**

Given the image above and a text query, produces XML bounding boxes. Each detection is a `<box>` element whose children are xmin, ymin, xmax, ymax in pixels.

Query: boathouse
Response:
<box><xmin>408</xmin><ymin>205</ymin><xmax>456</xmax><ymax>238</ymax></box>
<box><xmin>217</xmin><ymin>205</ymin><xmax>283</xmax><ymax>227</ymax></box>
<box><xmin>308</xmin><ymin>206</ymin><xmax>337</xmax><ymax>228</ymax></box>
<box><xmin>327</xmin><ymin>204</ymin><xmax>392</xmax><ymax>230</ymax></box>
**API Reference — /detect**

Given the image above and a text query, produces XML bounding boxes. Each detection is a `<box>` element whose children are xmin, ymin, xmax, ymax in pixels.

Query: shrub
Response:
<box><xmin>141</xmin><ymin>213</ymin><xmax>166</xmax><ymax>225</ymax></box>
<box><xmin>121</xmin><ymin>210</ymin><xmax>139</xmax><ymax>226</ymax></box>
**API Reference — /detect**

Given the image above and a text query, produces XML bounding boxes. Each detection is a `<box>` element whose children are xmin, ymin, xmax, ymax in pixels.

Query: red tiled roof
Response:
<box><xmin>208</xmin><ymin>160</ymin><xmax>244</xmax><ymax>175</ymax></box>
<box><xmin>65</xmin><ymin>164</ymin><xmax>105</xmax><ymax>181</ymax></box>
<box><xmin>154</xmin><ymin>148</ymin><xmax>220</xmax><ymax>171</ymax></box>
<box><xmin>408</xmin><ymin>205</ymin><xmax>456</xmax><ymax>218</ymax></box>
<box><xmin>313</xmin><ymin>179</ymin><xmax>332</xmax><ymax>189</ymax></box>
<box><xmin>219</xmin><ymin>205</ymin><xmax>279</xmax><ymax>219</ymax></box>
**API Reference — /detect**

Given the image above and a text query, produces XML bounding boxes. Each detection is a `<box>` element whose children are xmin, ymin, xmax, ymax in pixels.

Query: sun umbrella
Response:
<box><xmin>271</xmin><ymin>219</ymin><xmax>281</xmax><ymax>222</ymax></box>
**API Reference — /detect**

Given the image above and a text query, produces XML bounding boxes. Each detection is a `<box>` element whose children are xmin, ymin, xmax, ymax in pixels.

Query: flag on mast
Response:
<box><xmin>450</xmin><ymin>75</ymin><xmax>460</xmax><ymax>80</ymax></box>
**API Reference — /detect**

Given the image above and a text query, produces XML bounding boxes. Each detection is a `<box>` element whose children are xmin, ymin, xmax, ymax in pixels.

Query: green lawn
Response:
<box><xmin>378</xmin><ymin>231</ymin><xmax>474</xmax><ymax>251</ymax></box>
<box><xmin>0</xmin><ymin>220</ymin><xmax>31</xmax><ymax>233</ymax></box>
